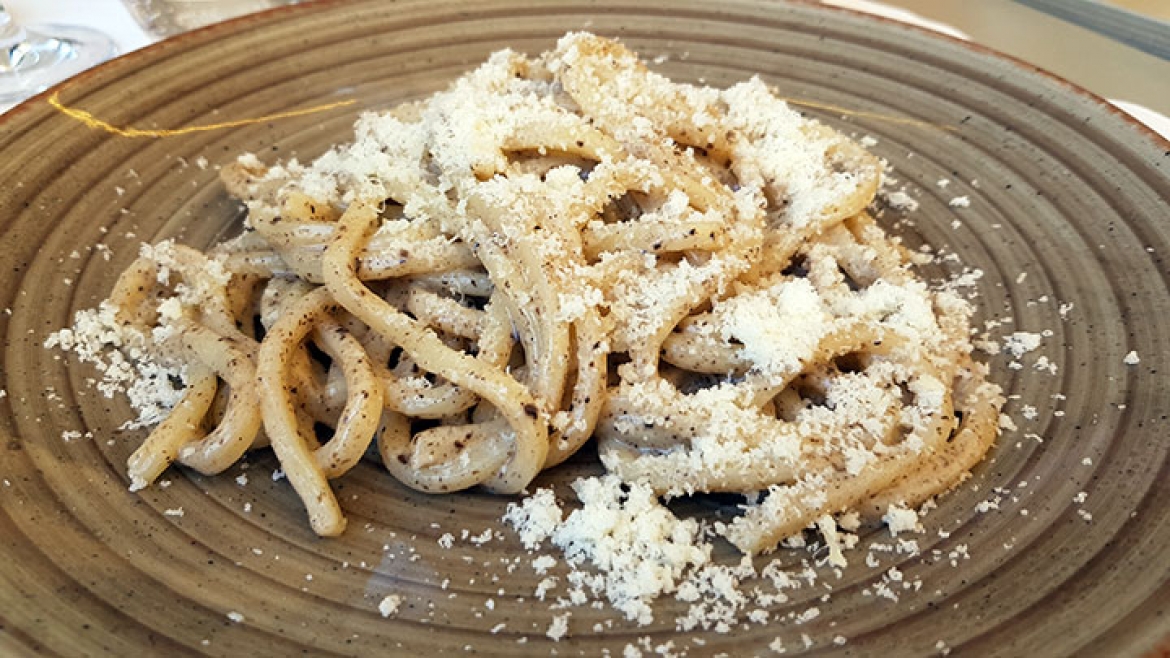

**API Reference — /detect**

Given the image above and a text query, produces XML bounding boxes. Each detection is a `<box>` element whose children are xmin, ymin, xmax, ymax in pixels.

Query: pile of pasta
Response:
<box><xmin>84</xmin><ymin>33</ymin><xmax>1002</xmax><ymax>553</ymax></box>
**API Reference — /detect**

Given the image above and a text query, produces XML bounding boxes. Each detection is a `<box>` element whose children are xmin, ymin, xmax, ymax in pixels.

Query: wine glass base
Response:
<box><xmin>1</xmin><ymin>24</ymin><xmax>118</xmax><ymax>111</ymax></box>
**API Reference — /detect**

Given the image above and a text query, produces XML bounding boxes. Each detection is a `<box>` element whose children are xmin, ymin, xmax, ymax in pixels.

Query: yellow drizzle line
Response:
<box><xmin>48</xmin><ymin>91</ymin><xmax>952</xmax><ymax>137</ymax></box>
<box><xmin>48</xmin><ymin>92</ymin><xmax>358</xmax><ymax>138</ymax></box>
<box><xmin>779</xmin><ymin>97</ymin><xmax>958</xmax><ymax>132</ymax></box>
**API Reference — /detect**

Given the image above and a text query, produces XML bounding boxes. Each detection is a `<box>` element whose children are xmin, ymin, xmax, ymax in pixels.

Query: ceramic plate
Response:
<box><xmin>1</xmin><ymin>1</ymin><xmax>1167</xmax><ymax>655</ymax></box>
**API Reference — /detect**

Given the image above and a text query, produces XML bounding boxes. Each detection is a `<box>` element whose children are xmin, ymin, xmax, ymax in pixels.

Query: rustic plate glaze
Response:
<box><xmin>1</xmin><ymin>1</ymin><xmax>1167</xmax><ymax>655</ymax></box>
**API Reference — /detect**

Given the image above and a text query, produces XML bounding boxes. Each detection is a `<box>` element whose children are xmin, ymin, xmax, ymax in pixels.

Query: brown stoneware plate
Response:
<box><xmin>1</xmin><ymin>1</ymin><xmax>1167</xmax><ymax>655</ymax></box>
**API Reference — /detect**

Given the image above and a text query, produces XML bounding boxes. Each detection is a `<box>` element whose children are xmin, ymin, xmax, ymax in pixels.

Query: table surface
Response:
<box><xmin>877</xmin><ymin>0</ymin><xmax>1169</xmax><ymax>118</ymax></box>
<box><xmin>4</xmin><ymin>0</ymin><xmax>1168</xmax><ymax>121</ymax></box>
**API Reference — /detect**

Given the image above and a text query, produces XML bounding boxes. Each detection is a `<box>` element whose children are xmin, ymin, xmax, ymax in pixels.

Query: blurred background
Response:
<box><xmin>837</xmin><ymin>0</ymin><xmax>1169</xmax><ymax>118</ymax></box>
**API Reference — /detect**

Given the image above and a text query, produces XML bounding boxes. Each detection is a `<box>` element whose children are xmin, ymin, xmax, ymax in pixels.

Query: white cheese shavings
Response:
<box><xmin>722</xmin><ymin>77</ymin><xmax>875</xmax><ymax>228</ymax></box>
<box><xmin>378</xmin><ymin>594</ymin><xmax>402</xmax><ymax>617</ymax></box>
<box><xmin>883</xmin><ymin>504</ymin><xmax>921</xmax><ymax>536</ymax></box>
<box><xmin>546</xmin><ymin>475</ymin><xmax>710</xmax><ymax>625</ymax></box>
<box><xmin>546</xmin><ymin>612</ymin><xmax>570</xmax><ymax>641</ymax></box>
<box><xmin>1002</xmin><ymin>332</ymin><xmax>1042</xmax><ymax>358</ymax></box>
<box><xmin>882</xmin><ymin>190</ymin><xmax>919</xmax><ymax>212</ymax></box>
<box><xmin>532</xmin><ymin>555</ymin><xmax>558</xmax><ymax>575</ymax></box>
<box><xmin>502</xmin><ymin>488</ymin><xmax>563</xmax><ymax>550</ymax></box>
<box><xmin>815</xmin><ymin>515</ymin><xmax>849</xmax><ymax>568</ymax></box>
<box><xmin>717</xmin><ymin>278</ymin><xmax>831</xmax><ymax>379</ymax></box>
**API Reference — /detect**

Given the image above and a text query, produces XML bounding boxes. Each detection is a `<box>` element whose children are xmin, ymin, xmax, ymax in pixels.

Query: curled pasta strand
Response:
<box><xmin>310</xmin><ymin>320</ymin><xmax>385</xmax><ymax>479</ymax></box>
<box><xmin>406</xmin><ymin>287</ymin><xmax>484</xmax><ymax>340</ymax></box>
<box><xmin>261</xmin><ymin>277</ymin><xmax>340</xmax><ymax>422</ymax></box>
<box><xmin>545</xmin><ymin>308</ymin><xmax>609</xmax><ymax>468</ymax></box>
<box><xmin>322</xmin><ymin>201</ymin><xmax>548</xmax><ymax>494</ymax></box>
<box><xmin>464</xmin><ymin>195</ymin><xmax>570</xmax><ymax>419</ymax></box>
<box><xmin>409</xmin><ymin>270</ymin><xmax>494</xmax><ymax>298</ymax></box>
<box><xmin>380</xmin><ymin>373</ymin><xmax>479</xmax><ymax>419</ymax></box>
<box><xmin>166</xmin><ymin>245</ymin><xmax>258</xmax><ymax>351</ymax></box>
<box><xmin>126</xmin><ymin>362</ymin><xmax>217</xmax><ymax>490</ymax></box>
<box><xmin>240</xmin><ymin>237</ymin><xmax>481</xmax><ymax>284</ymax></box>
<box><xmin>722</xmin><ymin>362</ymin><xmax>957</xmax><ymax>554</ymax></box>
<box><xmin>376</xmin><ymin>411</ymin><xmax>512</xmax><ymax>493</ymax></box>
<box><xmin>583</xmin><ymin>218</ymin><xmax>726</xmax><ymax>260</ymax></box>
<box><xmin>172</xmin><ymin>320</ymin><xmax>263</xmax><ymax>474</ymax></box>
<box><xmin>256</xmin><ymin>286</ymin><xmax>346</xmax><ymax>535</ymax></box>
<box><xmin>863</xmin><ymin>363</ymin><xmax>1004</xmax><ymax>516</ymax></box>
<box><xmin>222</xmin><ymin>250</ymin><xmax>292</xmax><ymax>278</ymax></box>
<box><xmin>108</xmin><ymin>256</ymin><xmax>162</xmax><ymax>327</ymax></box>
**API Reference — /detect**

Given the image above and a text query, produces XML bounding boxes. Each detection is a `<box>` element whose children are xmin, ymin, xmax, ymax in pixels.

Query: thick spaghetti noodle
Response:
<box><xmin>51</xmin><ymin>33</ymin><xmax>1001</xmax><ymax>553</ymax></box>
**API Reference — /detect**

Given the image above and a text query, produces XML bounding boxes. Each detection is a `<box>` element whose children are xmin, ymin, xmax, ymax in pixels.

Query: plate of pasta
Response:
<box><xmin>1</xmin><ymin>1</ymin><xmax>1167</xmax><ymax>655</ymax></box>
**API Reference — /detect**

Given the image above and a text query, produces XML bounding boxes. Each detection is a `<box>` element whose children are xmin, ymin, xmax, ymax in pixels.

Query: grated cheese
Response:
<box><xmin>883</xmin><ymin>504</ymin><xmax>921</xmax><ymax>536</ymax></box>
<box><xmin>1002</xmin><ymin>332</ymin><xmax>1042</xmax><ymax>357</ymax></box>
<box><xmin>378</xmin><ymin>594</ymin><xmax>402</xmax><ymax>617</ymax></box>
<box><xmin>546</xmin><ymin>612</ymin><xmax>570</xmax><ymax>641</ymax></box>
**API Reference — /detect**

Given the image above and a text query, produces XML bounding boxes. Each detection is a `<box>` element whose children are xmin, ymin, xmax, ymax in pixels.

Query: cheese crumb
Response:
<box><xmin>883</xmin><ymin>503</ymin><xmax>921</xmax><ymax>536</ymax></box>
<box><xmin>378</xmin><ymin>594</ymin><xmax>402</xmax><ymax>617</ymax></box>
<box><xmin>882</xmin><ymin>190</ymin><xmax>919</xmax><ymax>211</ymax></box>
<box><xmin>532</xmin><ymin>555</ymin><xmax>557</xmax><ymax>575</ymax></box>
<box><xmin>546</xmin><ymin>612</ymin><xmax>570</xmax><ymax>641</ymax></box>
<box><xmin>1002</xmin><ymin>332</ymin><xmax>1042</xmax><ymax>357</ymax></box>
